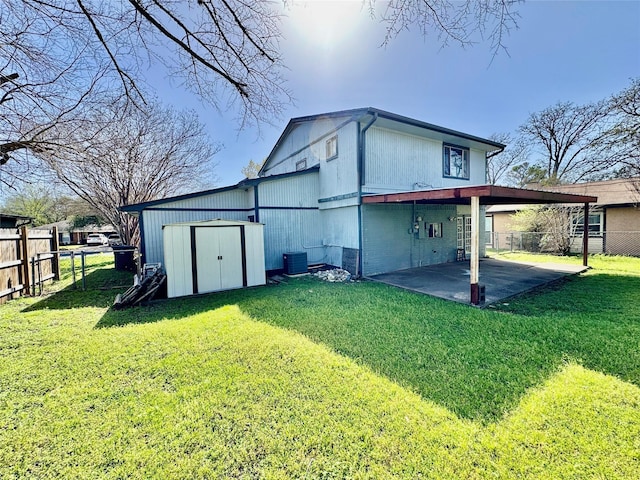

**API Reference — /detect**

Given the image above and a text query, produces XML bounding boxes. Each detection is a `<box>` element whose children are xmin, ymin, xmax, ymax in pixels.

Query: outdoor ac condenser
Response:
<box><xmin>283</xmin><ymin>252</ymin><xmax>307</xmax><ymax>275</ymax></box>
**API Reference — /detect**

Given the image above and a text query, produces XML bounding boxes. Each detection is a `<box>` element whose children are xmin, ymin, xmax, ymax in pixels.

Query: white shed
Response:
<box><xmin>163</xmin><ymin>219</ymin><xmax>265</xmax><ymax>298</ymax></box>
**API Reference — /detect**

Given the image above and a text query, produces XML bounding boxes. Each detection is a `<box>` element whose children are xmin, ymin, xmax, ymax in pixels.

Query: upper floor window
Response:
<box><xmin>443</xmin><ymin>144</ymin><xmax>470</xmax><ymax>180</ymax></box>
<box><xmin>295</xmin><ymin>158</ymin><xmax>307</xmax><ymax>171</ymax></box>
<box><xmin>326</xmin><ymin>136</ymin><xmax>338</xmax><ymax>160</ymax></box>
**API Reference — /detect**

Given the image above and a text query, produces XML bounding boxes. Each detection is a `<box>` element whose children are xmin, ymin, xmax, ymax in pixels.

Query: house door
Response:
<box><xmin>194</xmin><ymin>227</ymin><xmax>244</xmax><ymax>294</ymax></box>
<box><xmin>457</xmin><ymin>216</ymin><xmax>472</xmax><ymax>254</ymax></box>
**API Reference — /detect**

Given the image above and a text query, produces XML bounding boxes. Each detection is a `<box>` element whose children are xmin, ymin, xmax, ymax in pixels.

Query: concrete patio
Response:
<box><xmin>368</xmin><ymin>258</ymin><xmax>588</xmax><ymax>306</ymax></box>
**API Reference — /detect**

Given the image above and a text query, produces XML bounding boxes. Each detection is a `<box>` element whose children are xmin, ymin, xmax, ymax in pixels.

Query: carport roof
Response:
<box><xmin>361</xmin><ymin>185</ymin><xmax>597</xmax><ymax>206</ymax></box>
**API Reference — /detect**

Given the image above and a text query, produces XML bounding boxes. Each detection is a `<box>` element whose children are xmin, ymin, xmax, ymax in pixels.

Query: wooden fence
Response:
<box><xmin>0</xmin><ymin>226</ymin><xmax>60</xmax><ymax>304</ymax></box>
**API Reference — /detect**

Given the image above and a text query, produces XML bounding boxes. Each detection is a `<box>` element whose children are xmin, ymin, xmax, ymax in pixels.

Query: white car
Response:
<box><xmin>86</xmin><ymin>233</ymin><xmax>109</xmax><ymax>246</ymax></box>
<box><xmin>108</xmin><ymin>234</ymin><xmax>123</xmax><ymax>246</ymax></box>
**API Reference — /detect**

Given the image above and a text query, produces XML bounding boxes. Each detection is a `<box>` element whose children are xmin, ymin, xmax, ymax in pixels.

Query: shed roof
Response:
<box><xmin>362</xmin><ymin>185</ymin><xmax>597</xmax><ymax>206</ymax></box>
<box><xmin>162</xmin><ymin>219</ymin><xmax>263</xmax><ymax>228</ymax></box>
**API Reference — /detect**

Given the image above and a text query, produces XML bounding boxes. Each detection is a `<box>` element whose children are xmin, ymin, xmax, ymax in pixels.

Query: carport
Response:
<box><xmin>369</xmin><ymin>257</ymin><xmax>588</xmax><ymax>305</ymax></box>
<box><xmin>362</xmin><ymin>185</ymin><xmax>597</xmax><ymax>305</ymax></box>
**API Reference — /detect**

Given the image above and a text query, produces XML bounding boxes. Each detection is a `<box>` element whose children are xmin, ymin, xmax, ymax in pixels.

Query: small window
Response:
<box><xmin>326</xmin><ymin>136</ymin><xmax>338</xmax><ymax>160</ymax></box>
<box><xmin>443</xmin><ymin>144</ymin><xmax>470</xmax><ymax>180</ymax></box>
<box><xmin>295</xmin><ymin>158</ymin><xmax>307</xmax><ymax>171</ymax></box>
<box><xmin>572</xmin><ymin>212</ymin><xmax>603</xmax><ymax>237</ymax></box>
<box><xmin>428</xmin><ymin>223</ymin><xmax>443</xmax><ymax>238</ymax></box>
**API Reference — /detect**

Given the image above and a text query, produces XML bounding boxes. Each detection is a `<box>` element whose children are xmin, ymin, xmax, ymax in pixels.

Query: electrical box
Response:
<box><xmin>283</xmin><ymin>252</ymin><xmax>308</xmax><ymax>275</ymax></box>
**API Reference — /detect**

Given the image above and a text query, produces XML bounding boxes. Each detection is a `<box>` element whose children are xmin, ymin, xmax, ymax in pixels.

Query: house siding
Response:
<box><xmin>320</xmin><ymin>205</ymin><xmax>360</xmax><ymax>268</ymax></box>
<box><xmin>318</xmin><ymin>122</ymin><xmax>359</xmax><ymax>203</ymax></box>
<box><xmin>363</xmin><ymin>127</ymin><xmax>487</xmax><ymax>193</ymax></box>
<box><xmin>605</xmin><ymin>206</ymin><xmax>640</xmax><ymax>256</ymax></box>
<box><xmin>362</xmin><ymin>204</ymin><xmax>460</xmax><ymax>276</ymax></box>
<box><xmin>262</xmin><ymin>115</ymin><xmax>354</xmax><ymax>177</ymax></box>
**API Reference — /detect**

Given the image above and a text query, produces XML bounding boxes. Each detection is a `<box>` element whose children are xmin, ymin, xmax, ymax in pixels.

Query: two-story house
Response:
<box><xmin>122</xmin><ymin>108</ymin><xmax>596</xmax><ymax>303</ymax></box>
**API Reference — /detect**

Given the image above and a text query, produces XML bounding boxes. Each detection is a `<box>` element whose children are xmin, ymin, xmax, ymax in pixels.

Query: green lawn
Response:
<box><xmin>1</xmin><ymin>254</ymin><xmax>638</xmax><ymax>478</ymax></box>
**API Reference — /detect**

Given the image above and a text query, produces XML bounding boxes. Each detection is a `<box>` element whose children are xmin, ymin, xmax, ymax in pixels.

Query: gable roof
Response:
<box><xmin>260</xmin><ymin>107</ymin><xmax>506</xmax><ymax>176</ymax></box>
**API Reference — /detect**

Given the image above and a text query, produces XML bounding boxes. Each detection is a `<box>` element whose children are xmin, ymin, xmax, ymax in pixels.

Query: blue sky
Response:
<box><xmin>157</xmin><ymin>0</ymin><xmax>640</xmax><ymax>187</ymax></box>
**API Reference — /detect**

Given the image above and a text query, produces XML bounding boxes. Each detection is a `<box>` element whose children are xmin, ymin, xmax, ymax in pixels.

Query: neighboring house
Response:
<box><xmin>0</xmin><ymin>213</ymin><xmax>32</xmax><ymax>228</ymax></box>
<box><xmin>37</xmin><ymin>220</ymin><xmax>117</xmax><ymax>245</ymax></box>
<box><xmin>121</xmin><ymin>108</ymin><xmax>596</xmax><ymax>292</ymax></box>
<box><xmin>486</xmin><ymin>178</ymin><xmax>640</xmax><ymax>256</ymax></box>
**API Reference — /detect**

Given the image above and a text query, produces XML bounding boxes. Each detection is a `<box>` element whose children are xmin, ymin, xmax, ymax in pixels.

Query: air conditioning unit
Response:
<box><xmin>283</xmin><ymin>252</ymin><xmax>307</xmax><ymax>275</ymax></box>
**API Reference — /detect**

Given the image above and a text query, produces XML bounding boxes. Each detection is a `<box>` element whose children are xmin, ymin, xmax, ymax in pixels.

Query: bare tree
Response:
<box><xmin>1</xmin><ymin>0</ymin><xmax>522</xmax><ymax>181</ymax></box>
<box><xmin>39</xmin><ymin>99</ymin><xmax>219</xmax><ymax>246</ymax></box>
<box><xmin>485</xmin><ymin>132</ymin><xmax>528</xmax><ymax>185</ymax></box>
<box><xmin>1</xmin><ymin>0</ymin><xmax>288</xmax><ymax>179</ymax></box>
<box><xmin>511</xmin><ymin>205</ymin><xmax>582</xmax><ymax>255</ymax></box>
<box><xmin>604</xmin><ymin>78</ymin><xmax>640</xmax><ymax>177</ymax></box>
<box><xmin>518</xmin><ymin>100</ymin><xmax>612</xmax><ymax>184</ymax></box>
<box><xmin>378</xmin><ymin>0</ymin><xmax>521</xmax><ymax>59</ymax></box>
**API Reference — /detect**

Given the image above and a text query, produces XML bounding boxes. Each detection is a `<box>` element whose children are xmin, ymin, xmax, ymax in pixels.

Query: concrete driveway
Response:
<box><xmin>368</xmin><ymin>257</ymin><xmax>588</xmax><ymax>306</ymax></box>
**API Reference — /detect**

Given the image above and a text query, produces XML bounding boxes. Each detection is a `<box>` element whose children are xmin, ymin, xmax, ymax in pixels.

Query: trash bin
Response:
<box><xmin>113</xmin><ymin>245</ymin><xmax>136</xmax><ymax>272</ymax></box>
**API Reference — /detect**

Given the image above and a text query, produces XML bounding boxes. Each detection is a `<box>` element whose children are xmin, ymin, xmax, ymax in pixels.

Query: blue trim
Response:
<box><xmin>147</xmin><ymin>207</ymin><xmax>254</xmax><ymax>213</ymax></box>
<box><xmin>259</xmin><ymin>206</ymin><xmax>319</xmax><ymax>211</ymax></box>
<box><xmin>318</xmin><ymin>192</ymin><xmax>359</xmax><ymax>203</ymax></box>
<box><xmin>254</xmin><ymin>185</ymin><xmax>260</xmax><ymax>223</ymax></box>
<box><xmin>138</xmin><ymin>211</ymin><xmax>146</xmax><ymax>264</ymax></box>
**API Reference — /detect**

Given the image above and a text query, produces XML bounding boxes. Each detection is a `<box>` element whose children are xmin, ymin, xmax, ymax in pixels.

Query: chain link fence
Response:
<box><xmin>487</xmin><ymin>231</ymin><xmax>640</xmax><ymax>257</ymax></box>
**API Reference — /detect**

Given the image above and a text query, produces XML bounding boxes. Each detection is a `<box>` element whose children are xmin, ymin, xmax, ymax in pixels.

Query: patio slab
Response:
<box><xmin>368</xmin><ymin>258</ymin><xmax>588</xmax><ymax>306</ymax></box>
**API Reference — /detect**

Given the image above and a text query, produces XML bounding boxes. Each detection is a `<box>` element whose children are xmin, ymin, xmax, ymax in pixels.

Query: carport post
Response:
<box><xmin>582</xmin><ymin>202</ymin><xmax>589</xmax><ymax>267</ymax></box>
<box><xmin>470</xmin><ymin>196</ymin><xmax>480</xmax><ymax>304</ymax></box>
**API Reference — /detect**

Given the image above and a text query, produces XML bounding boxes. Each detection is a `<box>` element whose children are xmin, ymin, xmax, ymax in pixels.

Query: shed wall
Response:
<box><xmin>163</xmin><ymin>225</ymin><xmax>193</xmax><ymax>298</ymax></box>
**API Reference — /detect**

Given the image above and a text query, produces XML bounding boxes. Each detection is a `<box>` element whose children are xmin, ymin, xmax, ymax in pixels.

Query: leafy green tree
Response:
<box><xmin>241</xmin><ymin>159</ymin><xmax>266</xmax><ymax>179</ymax></box>
<box><xmin>507</xmin><ymin>162</ymin><xmax>549</xmax><ymax>187</ymax></box>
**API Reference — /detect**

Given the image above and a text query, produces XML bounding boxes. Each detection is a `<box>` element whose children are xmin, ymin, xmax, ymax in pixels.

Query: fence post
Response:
<box><xmin>31</xmin><ymin>256</ymin><xmax>36</xmax><ymax>296</ymax></box>
<box><xmin>51</xmin><ymin>226</ymin><xmax>60</xmax><ymax>281</ymax></box>
<box><xmin>36</xmin><ymin>253</ymin><xmax>43</xmax><ymax>296</ymax></box>
<box><xmin>20</xmin><ymin>226</ymin><xmax>31</xmax><ymax>296</ymax></box>
<box><xmin>81</xmin><ymin>251</ymin><xmax>86</xmax><ymax>291</ymax></box>
<box><xmin>71</xmin><ymin>251</ymin><xmax>77</xmax><ymax>289</ymax></box>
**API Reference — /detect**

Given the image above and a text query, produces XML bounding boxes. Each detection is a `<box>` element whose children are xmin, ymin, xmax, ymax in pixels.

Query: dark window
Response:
<box><xmin>428</xmin><ymin>223</ymin><xmax>443</xmax><ymax>238</ymax></box>
<box><xmin>443</xmin><ymin>144</ymin><xmax>470</xmax><ymax>180</ymax></box>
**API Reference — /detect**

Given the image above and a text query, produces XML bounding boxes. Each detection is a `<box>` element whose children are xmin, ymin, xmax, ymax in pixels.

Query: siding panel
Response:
<box><xmin>364</xmin><ymin>127</ymin><xmax>487</xmax><ymax>193</ymax></box>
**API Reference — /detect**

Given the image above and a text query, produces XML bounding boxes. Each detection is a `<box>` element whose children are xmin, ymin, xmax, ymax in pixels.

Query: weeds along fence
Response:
<box><xmin>488</xmin><ymin>231</ymin><xmax>640</xmax><ymax>257</ymax></box>
<box><xmin>0</xmin><ymin>226</ymin><xmax>60</xmax><ymax>304</ymax></box>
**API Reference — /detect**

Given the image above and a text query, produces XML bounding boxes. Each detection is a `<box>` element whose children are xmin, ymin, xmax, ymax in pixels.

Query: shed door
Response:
<box><xmin>194</xmin><ymin>227</ymin><xmax>243</xmax><ymax>294</ymax></box>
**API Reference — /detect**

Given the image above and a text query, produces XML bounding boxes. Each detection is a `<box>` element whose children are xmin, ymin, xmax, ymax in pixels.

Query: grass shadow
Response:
<box><xmin>95</xmin><ymin>271</ymin><xmax>640</xmax><ymax>422</ymax></box>
<box><xmin>23</xmin><ymin>267</ymin><xmax>134</xmax><ymax>312</ymax></box>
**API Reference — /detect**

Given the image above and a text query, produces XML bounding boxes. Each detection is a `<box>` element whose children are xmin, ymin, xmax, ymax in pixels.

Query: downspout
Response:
<box><xmin>138</xmin><ymin>210</ymin><xmax>146</xmax><ymax>265</ymax></box>
<box><xmin>357</xmin><ymin>112</ymin><xmax>378</xmax><ymax>277</ymax></box>
<box><xmin>254</xmin><ymin>185</ymin><xmax>260</xmax><ymax>223</ymax></box>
